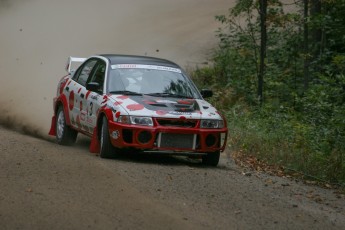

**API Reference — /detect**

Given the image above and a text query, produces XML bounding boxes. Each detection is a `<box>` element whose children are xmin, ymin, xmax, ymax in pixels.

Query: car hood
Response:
<box><xmin>108</xmin><ymin>95</ymin><xmax>222</xmax><ymax>120</ymax></box>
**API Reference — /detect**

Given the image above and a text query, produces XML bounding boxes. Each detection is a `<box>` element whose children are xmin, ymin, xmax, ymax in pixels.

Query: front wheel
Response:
<box><xmin>202</xmin><ymin>151</ymin><xmax>220</xmax><ymax>167</ymax></box>
<box><xmin>99</xmin><ymin>116</ymin><xmax>117</xmax><ymax>158</ymax></box>
<box><xmin>56</xmin><ymin>106</ymin><xmax>77</xmax><ymax>145</ymax></box>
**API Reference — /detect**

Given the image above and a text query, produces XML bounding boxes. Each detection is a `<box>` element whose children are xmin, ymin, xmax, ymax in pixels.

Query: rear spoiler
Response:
<box><xmin>66</xmin><ymin>56</ymin><xmax>87</xmax><ymax>74</ymax></box>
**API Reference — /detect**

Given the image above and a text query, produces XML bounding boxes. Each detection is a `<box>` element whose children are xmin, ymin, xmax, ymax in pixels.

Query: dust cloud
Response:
<box><xmin>0</xmin><ymin>0</ymin><xmax>233</xmax><ymax>138</ymax></box>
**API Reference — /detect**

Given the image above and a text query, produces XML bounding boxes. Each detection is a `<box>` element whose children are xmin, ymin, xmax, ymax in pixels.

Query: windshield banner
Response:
<box><xmin>111</xmin><ymin>64</ymin><xmax>182</xmax><ymax>73</ymax></box>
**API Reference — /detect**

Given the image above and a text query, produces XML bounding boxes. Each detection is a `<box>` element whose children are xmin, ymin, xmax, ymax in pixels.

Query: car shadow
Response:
<box><xmin>114</xmin><ymin>150</ymin><xmax>203</xmax><ymax>167</ymax></box>
<box><xmin>74</xmin><ymin>136</ymin><xmax>210</xmax><ymax>168</ymax></box>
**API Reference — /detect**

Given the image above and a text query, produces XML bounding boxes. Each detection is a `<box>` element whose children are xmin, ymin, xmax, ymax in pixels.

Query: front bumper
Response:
<box><xmin>107</xmin><ymin>120</ymin><xmax>228</xmax><ymax>153</ymax></box>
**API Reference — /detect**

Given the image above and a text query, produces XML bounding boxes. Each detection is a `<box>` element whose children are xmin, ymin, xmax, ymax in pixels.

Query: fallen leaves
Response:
<box><xmin>232</xmin><ymin>151</ymin><xmax>345</xmax><ymax>193</ymax></box>
<box><xmin>304</xmin><ymin>190</ymin><xmax>324</xmax><ymax>203</ymax></box>
<box><xmin>232</xmin><ymin>151</ymin><xmax>286</xmax><ymax>177</ymax></box>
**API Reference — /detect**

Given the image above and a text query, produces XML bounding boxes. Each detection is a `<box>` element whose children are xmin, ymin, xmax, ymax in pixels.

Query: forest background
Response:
<box><xmin>192</xmin><ymin>0</ymin><xmax>345</xmax><ymax>185</ymax></box>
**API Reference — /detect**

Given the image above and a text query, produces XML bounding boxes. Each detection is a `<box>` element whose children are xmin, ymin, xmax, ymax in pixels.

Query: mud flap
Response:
<box><xmin>48</xmin><ymin>116</ymin><xmax>56</xmax><ymax>136</ymax></box>
<box><xmin>89</xmin><ymin>127</ymin><xmax>100</xmax><ymax>154</ymax></box>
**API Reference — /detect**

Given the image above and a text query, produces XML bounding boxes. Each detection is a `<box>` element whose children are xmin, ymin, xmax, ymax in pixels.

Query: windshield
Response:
<box><xmin>107</xmin><ymin>65</ymin><xmax>200</xmax><ymax>99</ymax></box>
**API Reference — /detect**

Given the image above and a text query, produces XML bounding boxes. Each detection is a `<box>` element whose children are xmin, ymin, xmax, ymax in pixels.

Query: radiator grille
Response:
<box><xmin>158</xmin><ymin>133</ymin><xmax>196</xmax><ymax>149</ymax></box>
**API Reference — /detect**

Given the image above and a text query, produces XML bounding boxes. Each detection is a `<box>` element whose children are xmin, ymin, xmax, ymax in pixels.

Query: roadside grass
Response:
<box><xmin>225</xmin><ymin>102</ymin><xmax>345</xmax><ymax>187</ymax></box>
<box><xmin>190</xmin><ymin>67</ymin><xmax>345</xmax><ymax>187</ymax></box>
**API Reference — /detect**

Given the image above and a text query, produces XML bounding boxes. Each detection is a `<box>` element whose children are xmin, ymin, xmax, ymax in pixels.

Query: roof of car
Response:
<box><xmin>100</xmin><ymin>54</ymin><xmax>180</xmax><ymax>68</ymax></box>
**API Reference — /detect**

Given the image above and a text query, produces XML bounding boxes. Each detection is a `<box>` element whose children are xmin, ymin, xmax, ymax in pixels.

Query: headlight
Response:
<box><xmin>200</xmin><ymin>119</ymin><xmax>224</xmax><ymax>129</ymax></box>
<box><xmin>130</xmin><ymin>116</ymin><xmax>153</xmax><ymax>126</ymax></box>
<box><xmin>118</xmin><ymin>115</ymin><xmax>130</xmax><ymax>124</ymax></box>
<box><xmin>118</xmin><ymin>115</ymin><xmax>153</xmax><ymax>126</ymax></box>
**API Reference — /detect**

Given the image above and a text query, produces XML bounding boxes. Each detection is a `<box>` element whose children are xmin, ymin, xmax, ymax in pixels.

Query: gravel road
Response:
<box><xmin>1</xmin><ymin>126</ymin><xmax>344</xmax><ymax>230</ymax></box>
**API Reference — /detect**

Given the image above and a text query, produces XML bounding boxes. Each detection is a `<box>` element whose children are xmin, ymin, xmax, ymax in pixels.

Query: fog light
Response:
<box><xmin>137</xmin><ymin>131</ymin><xmax>152</xmax><ymax>144</ymax></box>
<box><xmin>205</xmin><ymin>134</ymin><xmax>217</xmax><ymax>147</ymax></box>
<box><xmin>123</xmin><ymin>129</ymin><xmax>133</xmax><ymax>143</ymax></box>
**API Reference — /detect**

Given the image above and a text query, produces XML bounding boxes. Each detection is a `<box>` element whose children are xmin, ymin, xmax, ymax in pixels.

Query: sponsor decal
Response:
<box><xmin>111</xmin><ymin>130</ymin><xmax>120</xmax><ymax>139</ymax></box>
<box><xmin>90</xmin><ymin>94</ymin><xmax>98</xmax><ymax>100</ymax></box>
<box><xmin>111</xmin><ymin>64</ymin><xmax>182</xmax><ymax>73</ymax></box>
<box><xmin>89</xmin><ymin>102</ymin><xmax>93</xmax><ymax>116</ymax></box>
<box><xmin>168</xmin><ymin>111</ymin><xmax>192</xmax><ymax>116</ymax></box>
<box><xmin>69</xmin><ymin>91</ymin><xmax>75</xmax><ymax>111</ymax></box>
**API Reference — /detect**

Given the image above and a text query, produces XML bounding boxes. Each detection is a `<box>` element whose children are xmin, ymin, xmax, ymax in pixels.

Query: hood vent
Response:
<box><xmin>156</xmin><ymin>118</ymin><xmax>197</xmax><ymax>128</ymax></box>
<box><xmin>150</xmin><ymin>103</ymin><xmax>168</xmax><ymax>107</ymax></box>
<box><xmin>174</xmin><ymin>103</ymin><xmax>196</xmax><ymax>112</ymax></box>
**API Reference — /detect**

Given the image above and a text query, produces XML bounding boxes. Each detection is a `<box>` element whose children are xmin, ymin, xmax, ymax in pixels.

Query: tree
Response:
<box><xmin>303</xmin><ymin>0</ymin><xmax>310</xmax><ymax>90</ymax></box>
<box><xmin>258</xmin><ymin>0</ymin><xmax>267</xmax><ymax>104</ymax></box>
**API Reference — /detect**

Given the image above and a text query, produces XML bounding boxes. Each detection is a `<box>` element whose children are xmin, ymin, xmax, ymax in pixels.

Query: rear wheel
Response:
<box><xmin>100</xmin><ymin>116</ymin><xmax>116</xmax><ymax>158</ymax></box>
<box><xmin>56</xmin><ymin>106</ymin><xmax>77</xmax><ymax>145</ymax></box>
<box><xmin>202</xmin><ymin>151</ymin><xmax>220</xmax><ymax>167</ymax></box>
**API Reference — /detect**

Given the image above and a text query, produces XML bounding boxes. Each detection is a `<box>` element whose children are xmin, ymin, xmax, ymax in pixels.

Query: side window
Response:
<box><xmin>87</xmin><ymin>61</ymin><xmax>106</xmax><ymax>93</ymax></box>
<box><xmin>74</xmin><ymin>59</ymin><xmax>97</xmax><ymax>86</ymax></box>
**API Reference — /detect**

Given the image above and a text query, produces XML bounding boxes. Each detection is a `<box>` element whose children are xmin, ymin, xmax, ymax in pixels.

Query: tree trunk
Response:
<box><xmin>303</xmin><ymin>0</ymin><xmax>310</xmax><ymax>90</ymax></box>
<box><xmin>310</xmin><ymin>0</ymin><xmax>322</xmax><ymax>54</ymax></box>
<box><xmin>258</xmin><ymin>0</ymin><xmax>267</xmax><ymax>104</ymax></box>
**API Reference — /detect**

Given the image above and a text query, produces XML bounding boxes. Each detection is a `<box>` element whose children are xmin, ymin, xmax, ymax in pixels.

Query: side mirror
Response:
<box><xmin>86</xmin><ymin>82</ymin><xmax>100</xmax><ymax>92</ymax></box>
<box><xmin>200</xmin><ymin>89</ymin><xmax>213</xmax><ymax>98</ymax></box>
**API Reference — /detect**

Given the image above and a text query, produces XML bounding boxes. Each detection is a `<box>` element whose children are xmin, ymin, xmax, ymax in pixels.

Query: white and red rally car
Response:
<box><xmin>49</xmin><ymin>55</ymin><xmax>228</xmax><ymax>166</ymax></box>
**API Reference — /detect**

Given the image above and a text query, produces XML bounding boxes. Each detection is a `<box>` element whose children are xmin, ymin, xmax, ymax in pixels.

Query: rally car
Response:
<box><xmin>49</xmin><ymin>54</ymin><xmax>228</xmax><ymax>166</ymax></box>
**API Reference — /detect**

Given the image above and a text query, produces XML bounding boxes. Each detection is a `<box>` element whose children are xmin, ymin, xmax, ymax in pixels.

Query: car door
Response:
<box><xmin>81</xmin><ymin>60</ymin><xmax>106</xmax><ymax>132</ymax></box>
<box><xmin>69</xmin><ymin>59</ymin><xmax>98</xmax><ymax>132</ymax></box>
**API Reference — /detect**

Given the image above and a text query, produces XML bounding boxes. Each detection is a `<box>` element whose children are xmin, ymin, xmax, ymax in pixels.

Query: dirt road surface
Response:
<box><xmin>1</xmin><ymin>126</ymin><xmax>344</xmax><ymax>229</ymax></box>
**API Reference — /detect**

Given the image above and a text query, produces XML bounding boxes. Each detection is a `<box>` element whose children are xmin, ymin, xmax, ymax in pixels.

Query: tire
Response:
<box><xmin>56</xmin><ymin>106</ymin><xmax>77</xmax><ymax>145</ymax></box>
<box><xmin>202</xmin><ymin>151</ymin><xmax>220</xmax><ymax>167</ymax></box>
<box><xmin>99</xmin><ymin>116</ymin><xmax>116</xmax><ymax>158</ymax></box>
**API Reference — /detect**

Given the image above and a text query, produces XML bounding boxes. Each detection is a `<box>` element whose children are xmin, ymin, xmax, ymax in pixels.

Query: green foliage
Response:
<box><xmin>214</xmin><ymin>0</ymin><xmax>305</xmax><ymax>106</ymax></box>
<box><xmin>192</xmin><ymin>0</ymin><xmax>345</xmax><ymax>184</ymax></box>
